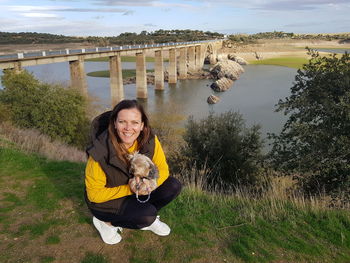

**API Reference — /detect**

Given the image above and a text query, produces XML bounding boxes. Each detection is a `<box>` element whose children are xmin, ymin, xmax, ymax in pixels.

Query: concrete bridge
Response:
<box><xmin>0</xmin><ymin>39</ymin><xmax>223</xmax><ymax>106</ymax></box>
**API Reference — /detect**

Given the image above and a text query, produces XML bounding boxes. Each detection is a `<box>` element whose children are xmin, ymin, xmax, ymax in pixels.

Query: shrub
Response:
<box><xmin>173</xmin><ymin>111</ymin><xmax>264</xmax><ymax>190</ymax></box>
<box><xmin>0</xmin><ymin>69</ymin><xmax>89</xmax><ymax>148</ymax></box>
<box><xmin>0</xmin><ymin>102</ymin><xmax>12</xmax><ymax>122</ymax></box>
<box><xmin>269</xmin><ymin>50</ymin><xmax>350</xmax><ymax>200</ymax></box>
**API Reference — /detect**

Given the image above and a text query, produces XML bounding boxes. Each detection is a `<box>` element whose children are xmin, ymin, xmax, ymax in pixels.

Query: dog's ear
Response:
<box><xmin>149</xmin><ymin>165</ymin><xmax>159</xmax><ymax>179</ymax></box>
<box><xmin>145</xmin><ymin>156</ymin><xmax>154</xmax><ymax>168</ymax></box>
<box><xmin>126</xmin><ymin>154</ymin><xmax>134</xmax><ymax>161</ymax></box>
<box><xmin>126</xmin><ymin>151</ymin><xmax>139</xmax><ymax>161</ymax></box>
<box><xmin>146</xmin><ymin>158</ymin><xmax>159</xmax><ymax>179</ymax></box>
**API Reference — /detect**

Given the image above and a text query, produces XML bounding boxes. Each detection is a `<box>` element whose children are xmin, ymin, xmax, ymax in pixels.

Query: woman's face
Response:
<box><xmin>115</xmin><ymin>108</ymin><xmax>144</xmax><ymax>149</ymax></box>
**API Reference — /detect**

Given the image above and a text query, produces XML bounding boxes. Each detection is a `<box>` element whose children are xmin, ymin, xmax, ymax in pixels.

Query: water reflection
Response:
<box><xmin>315</xmin><ymin>48</ymin><xmax>350</xmax><ymax>54</ymax></box>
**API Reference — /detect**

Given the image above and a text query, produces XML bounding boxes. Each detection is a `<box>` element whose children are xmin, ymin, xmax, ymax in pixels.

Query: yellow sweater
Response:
<box><xmin>85</xmin><ymin>136</ymin><xmax>169</xmax><ymax>203</ymax></box>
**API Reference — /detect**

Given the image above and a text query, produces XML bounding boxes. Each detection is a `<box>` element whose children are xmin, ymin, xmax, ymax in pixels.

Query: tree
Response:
<box><xmin>175</xmin><ymin>111</ymin><xmax>264</xmax><ymax>189</ymax></box>
<box><xmin>0</xmin><ymin>70</ymin><xmax>90</xmax><ymax>148</ymax></box>
<box><xmin>269</xmin><ymin>50</ymin><xmax>350</xmax><ymax>198</ymax></box>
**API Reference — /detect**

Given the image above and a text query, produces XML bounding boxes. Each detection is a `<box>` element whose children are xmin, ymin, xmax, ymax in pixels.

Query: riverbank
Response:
<box><xmin>222</xmin><ymin>38</ymin><xmax>350</xmax><ymax>66</ymax></box>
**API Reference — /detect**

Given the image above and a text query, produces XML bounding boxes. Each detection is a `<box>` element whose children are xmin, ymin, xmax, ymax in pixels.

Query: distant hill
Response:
<box><xmin>0</xmin><ymin>31</ymin><xmax>86</xmax><ymax>45</ymax></box>
<box><xmin>0</xmin><ymin>30</ymin><xmax>224</xmax><ymax>46</ymax></box>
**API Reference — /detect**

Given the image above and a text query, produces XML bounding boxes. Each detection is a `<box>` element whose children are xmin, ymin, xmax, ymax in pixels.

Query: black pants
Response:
<box><xmin>90</xmin><ymin>177</ymin><xmax>182</xmax><ymax>229</ymax></box>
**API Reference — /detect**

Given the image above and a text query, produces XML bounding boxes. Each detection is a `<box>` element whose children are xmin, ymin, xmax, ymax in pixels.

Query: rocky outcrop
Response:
<box><xmin>210</xmin><ymin>60</ymin><xmax>244</xmax><ymax>81</ymax></box>
<box><xmin>227</xmin><ymin>54</ymin><xmax>248</xmax><ymax>65</ymax></box>
<box><xmin>205</xmin><ymin>54</ymin><xmax>217</xmax><ymax>65</ymax></box>
<box><xmin>206</xmin><ymin>56</ymin><xmax>245</xmax><ymax>104</ymax></box>
<box><xmin>207</xmin><ymin>94</ymin><xmax>220</xmax><ymax>104</ymax></box>
<box><xmin>210</xmin><ymin>77</ymin><xmax>233</xmax><ymax>92</ymax></box>
<box><xmin>217</xmin><ymin>53</ymin><xmax>228</xmax><ymax>62</ymax></box>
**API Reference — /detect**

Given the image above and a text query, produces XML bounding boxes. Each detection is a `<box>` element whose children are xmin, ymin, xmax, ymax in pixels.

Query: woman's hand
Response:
<box><xmin>137</xmin><ymin>179</ymin><xmax>152</xmax><ymax>195</ymax></box>
<box><xmin>129</xmin><ymin>177</ymin><xmax>157</xmax><ymax>195</ymax></box>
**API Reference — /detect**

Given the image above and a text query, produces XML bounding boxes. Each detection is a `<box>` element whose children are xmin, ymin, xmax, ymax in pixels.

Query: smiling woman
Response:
<box><xmin>84</xmin><ymin>99</ymin><xmax>182</xmax><ymax>245</ymax></box>
<box><xmin>114</xmin><ymin>107</ymin><xmax>144</xmax><ymax>149</ymax></box>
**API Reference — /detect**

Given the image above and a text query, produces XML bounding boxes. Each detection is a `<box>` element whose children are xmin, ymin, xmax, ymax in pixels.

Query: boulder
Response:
<box><xmin>210</xmin><ymin>77</ymin><xmax>233</xmax><ymax>92</ymax></box>
<box><xmin>217</xmin><ymin>53</ymin><xmax>228</xmax><ymax>62</ymax></box>
<box><xmin>227</xmin><ymin>54</ymin><xmax>248</xmax><ymax>65</ymax></box>
<box><xmin>207</xmin><ymin>94</ymin><xmax>220</xmax><ymax>104</ymax></box>
<box><xmin>210</xmin><ymin>60</ymin><xmax>244</xmax><ymax>81</ymax></box>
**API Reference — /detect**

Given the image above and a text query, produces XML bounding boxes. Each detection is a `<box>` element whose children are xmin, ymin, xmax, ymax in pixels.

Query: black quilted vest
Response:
<box><xmin>84</xmin><ymin>111</ymin><xmax>155</xmax><ymax>214</ymax></box>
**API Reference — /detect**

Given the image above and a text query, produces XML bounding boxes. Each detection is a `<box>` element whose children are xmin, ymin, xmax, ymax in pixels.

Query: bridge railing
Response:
<box><xmin>0</xmin><ymin>39</ymin><xmax>224</xmax><ymax>61</ymax></box>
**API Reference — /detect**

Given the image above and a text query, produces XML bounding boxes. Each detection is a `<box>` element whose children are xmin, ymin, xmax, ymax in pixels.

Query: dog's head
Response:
<box><xmin>127</xmin><ymin>152</ymin><xmax>159</xmax><ymax>179</ymax></box>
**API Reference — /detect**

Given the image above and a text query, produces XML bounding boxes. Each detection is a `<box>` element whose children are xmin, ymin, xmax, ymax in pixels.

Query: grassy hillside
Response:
<box><xmin>0</xmin><ymin>146</ymin><xmax>350</xmax><ymax>263</ymax></box>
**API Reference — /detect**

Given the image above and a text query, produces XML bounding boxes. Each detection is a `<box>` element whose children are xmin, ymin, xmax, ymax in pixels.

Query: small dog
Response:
<box><xmin>127</xmin><ymin>152</ymin><xmax>159</xmax><ymax>202</ymax></box>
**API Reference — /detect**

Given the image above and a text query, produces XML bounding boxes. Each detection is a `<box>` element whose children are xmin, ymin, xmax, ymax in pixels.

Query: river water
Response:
<box><xmin>0</xmin><ymin>61</ymin><xmax>297</xmax><ymax>147</ymax></box>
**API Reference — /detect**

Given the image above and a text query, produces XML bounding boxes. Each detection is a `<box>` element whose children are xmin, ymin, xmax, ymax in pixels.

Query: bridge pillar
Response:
<box><xmin>188</xmin><ymin>46</ymin><xmax>196</xmax><ymax>73</ymax></box>
<box><xmin>200</xmin><ymin>44</ymin><xmax>207</xmax><ymax>68</ymax></box>
<box><xmin>154</xmin><ymin>50</ymin><xmax>164</xmax><ymax>90</ymax></box>
<box><xmin>210</xmin><ymin>48</ymin><xmax>218</xmax><ymax>65</ymax></box>
<box><xmin>69</xmin><ymin>57</ymin><xmax>87</xmax><ymax>96</ymax></box>
<box><xmin>178</xmin><ymin>47</ymin><xmax>187</xmax><ymax>79</ymax></box>
<box><xmin>168</xmin><ymin>48</ymin><xmax>177</xmax><ymax>84</ymax></box>
<box><xmin>195</xmin><ymin>46</ymin><xmax>202</xmax><ymax>70</ymax></box>
<box><xmin>136</xmin><ymin>52</ymin><xmax>147</xmax><ymax>99</ymax></box>
<box><xmin>109</xmin><ymin>54</ymin><xmax>124</xmax><ymax>106</ymax></box>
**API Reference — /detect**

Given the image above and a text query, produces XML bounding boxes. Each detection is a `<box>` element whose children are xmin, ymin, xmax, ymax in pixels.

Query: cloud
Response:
<box><xmin>123</xmin><ymin>10</ymin><xmax>135</xmax><ymax>15</ymax></box>
<box><xmin>0</xmin><ymin>17</ymin><xmax>142</xmax><ymax>36</ymax></box>
<box><xmin>21</xmin><ymin>12</ymin><xmax>61</xmax><ymax>18</ymax></box>
<box><xmin>284</xmin><ymin>21</ymin><xmax>324</xmax><ymax>28</ymax></box>
<box><xmin>7</xmin><ymin>5</ymin><xmax>131</xmax><ymax>13</ymax></box>
<box><xmin>56</xmin><ymin>8</ymin><xmax>130</xmax><ymax>13</ymax></box>
<box><xmin>185</xmin><ymin>0</ymin><xmax>350</xmax><ymax>11</ymax></box>
<box><xmin>144</xmin><ymin>23</ymin><xmax>157</xmax><ymax>27</ymax></box>
<box><xmin>93</xmin><ymin>15</ymin><xmax>104</xmax><ymax>19</ymax></box>
<box><xmin>92</xmin><ymin>0</ymin><xmax>155</xmax><ymax>6</ymax></box>
<box><xmin>93</xmin><ymin>0</ymin><xmax>198</xmax><ymax>8</ymax></box>
<box><xmin>251</xmin><ymin>0</ymin><xmax>338</xmax><ymax>11</ymax></box>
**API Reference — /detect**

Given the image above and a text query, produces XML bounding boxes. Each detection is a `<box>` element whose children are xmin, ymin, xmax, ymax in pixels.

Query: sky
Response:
<box><xmin>0</xmin><ymin>0</ymin><xmax>349</xmax><ymax>37</ymax></box>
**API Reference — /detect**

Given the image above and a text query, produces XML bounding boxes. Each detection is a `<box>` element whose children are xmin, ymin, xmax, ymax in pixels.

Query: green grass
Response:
<box><xmin>1</xmin><ymin>147</ymin><xmax>350</xmax><ymax>262</ymax></box>
<box><xmin>249</xmin><ymin>57</ymin><xmax>309</xmax><ymax>69</ymax></box>
<box><xmin>86</xmin><ymin>56</ymin><xmax>168</xmax><ymax>63</ymax></box>
<box><xmin>87</xmin><ymin>69</ymin><xmax>154</xmax><ymax>78</ymax></box>
<box><xmin>81</xmin><ymin>252</ymin><xmax>108</xmax><ymax>263</ymax></box>
<box><xmin>46</xmin><ymin>235</ymin><xmax>60</xmax><ymax>244</ymax></box>
<box><xmin>18</xmin><ymin>220</ymin><xmax>60</xmax><ymax>238</ymax></box>
<box><xmin>40</xmin><ymin>256</ymin><xmax>55</xmax><ymax>263</ymax></box>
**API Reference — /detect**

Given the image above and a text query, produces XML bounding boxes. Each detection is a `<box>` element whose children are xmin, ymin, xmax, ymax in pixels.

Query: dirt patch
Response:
<box><xmin>220</xmin><ymin>39</ymin><xmax>350</xmax><ymax>61</ymax></box>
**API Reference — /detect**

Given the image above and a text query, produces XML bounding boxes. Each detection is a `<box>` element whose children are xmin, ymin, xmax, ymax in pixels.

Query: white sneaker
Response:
<box><xmin>141</xmin><ymin>216</ymin><xmax>171</xmax><ymax>236</ymax></box>
<box><xmin>93</xmin><ymin>217</ymin><xmax>122</xmax><ymax>244</ymax></box>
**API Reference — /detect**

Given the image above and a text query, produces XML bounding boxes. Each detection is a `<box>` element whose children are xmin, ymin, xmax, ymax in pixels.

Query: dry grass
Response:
<box><xmin>174</xmin><ymin>166</ymin><xmax>348</xmax><ymax>224</ymax></box>
<box><xmin>0</xmin><ymin>122</ymin><xmax>86</xmax><ymax>163</ymax></box>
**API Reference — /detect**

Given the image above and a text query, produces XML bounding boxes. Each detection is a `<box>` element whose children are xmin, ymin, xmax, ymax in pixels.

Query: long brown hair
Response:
<box><xmin>108</xmin><ymin>100</ymin><xmax>151</xmax><ymax>163</ymax></box>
